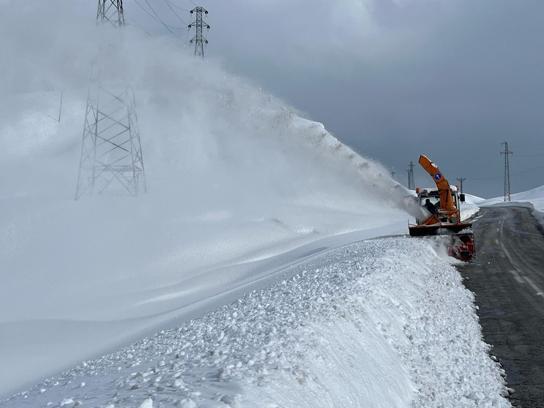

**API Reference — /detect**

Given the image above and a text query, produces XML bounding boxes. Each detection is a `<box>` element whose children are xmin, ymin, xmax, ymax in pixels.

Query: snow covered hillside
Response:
<box><xmin>2</xmin><ymin>238</ymin><xmax>509</xmax><ymax>408</ymax></box>
<box><xmin>480</xmin><ymin>185</ymin><xmax>544</xmax><ymax>228</ymax></box>
<box><xmin>0</xmin><ymin>2</ymin><xmax>418</xmax><ymax>396</ymax></box>
<box><xmin>464</xmin><ymin>186</ymin><xmax>544</xmax><ymax>224</ymax></box>
<box><xmin>509</xmin><ymin>185</ymin><xmax>544</xmax><ymax>212</ymax></box>
<box><xmin>483</xmin><ymin>185</ymin><xmax>544</xmax><ymax>212</ymax></box>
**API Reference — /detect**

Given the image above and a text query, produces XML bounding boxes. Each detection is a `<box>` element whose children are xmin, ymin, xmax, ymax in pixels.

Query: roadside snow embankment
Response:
<box><xmin>460</xmin><ymin>193</ymin><xmax>486</xmax><ymax>221</ymax></box>
<box><xmin>484</xmin><ymin>185</ymin><xmax>544</xmax><ymax>213</ymax></box>
<box><xmin>3</xmin><ymin>238</ymin><xmax>509</xmax><ymax>408</ymax></box>
<box><xmin>477</xmin><ymin>185</ymin><xmax>544</xmax><ymax>226</ymax></box>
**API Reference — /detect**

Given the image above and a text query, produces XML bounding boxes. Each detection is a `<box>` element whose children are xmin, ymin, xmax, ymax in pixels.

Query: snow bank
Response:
<box><xmin>2</xmin><ymin>238</ymin><xmax>509</xmax><ymax>407</ymax></box>
<box><xmin>479</xmin><ymin>185</ymin><xmax>544</xmax><ymax>226</ymax></box>
<box><xmin>484</xmin><ymin>185</ymin><xmax>544</xmax><ymax>212</ymax></box>
<box><xmin>0</xmin><ymin>1</ymin><xmax>415</xmax><ymax>396</ymax></box>
<box><xmin>460</xmin><ymin>193</ymin><xmax>485</xmax><ymax>220</ymax></box>
<box><xmin>513</xmin><ymin>185</ymin><xmax>544</xmax><ymax>212</ymax></box>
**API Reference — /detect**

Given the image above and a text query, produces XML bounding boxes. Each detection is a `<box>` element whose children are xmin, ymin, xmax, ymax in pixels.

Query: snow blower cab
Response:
<box><xmin>414</xmin><ymin>186</ymin><xmax>464</xmax><ymax>226</ymax></box>
<box><xmin>409</xmin><ymin>155</ymin><xmax>475</xmax><ymax>261</ymax></box>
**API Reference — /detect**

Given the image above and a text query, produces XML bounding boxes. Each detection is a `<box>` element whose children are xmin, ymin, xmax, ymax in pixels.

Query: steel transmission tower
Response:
<box><xmin>75</xmin><ymin>1</ymin><xmax>146</xmax><ymax>199</ymax></box>
<box><xmin>501</xmin><ymin>142</ymin><xmax>513</xmax><ymax>202</ymax></box>
<box><xmin>97</xmin><ymin>0</ymin><xmax>125</xmax><ymax>26</ymax></box>
<box><xmin>188</xmin><ymin>7</ymin><xmax>210</xmax><ymax>57</ymax></box>
<box><xmin>407</xmin><ymin>161</ymin><xmax>415</xmax><ymax>190</ymax></box>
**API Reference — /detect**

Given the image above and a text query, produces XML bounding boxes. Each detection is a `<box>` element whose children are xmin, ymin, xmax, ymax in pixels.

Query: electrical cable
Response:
<box><xmin>133</xmin><ymin>0</ymin><xmax>177</xmax><ymax>34</ymax></box>
<box><xmin>143</xmin><ymin>0</ymin><xmax>178</xmax><ymax>33</ymax></box>
<box><xmin>165</xmin><ymin>0</ymin><xmax>191</xmax><ymax>14</ymax></box>
<box><xmin>161</xmin><ymin>0</ymin><xmax>190</xmax><ymax>33</ymax></box>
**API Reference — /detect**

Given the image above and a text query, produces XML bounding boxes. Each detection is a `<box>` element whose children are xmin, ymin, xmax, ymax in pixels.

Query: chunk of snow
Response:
<box><xmin>138</xmin><ymin>398</ymin><xmax>153</xmax><ymax>408</ymax></box>
<box><xmin>179</xmin><ymin>398</ymin><xmax>197</xmax><ymax>408</ymax></box>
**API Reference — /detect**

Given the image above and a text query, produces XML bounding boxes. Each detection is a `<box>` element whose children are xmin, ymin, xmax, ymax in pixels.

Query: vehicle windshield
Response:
<box><xmin>421</xmin><ymin>197</ymin><xmax>439</xmax><ymax>206</ymax></box>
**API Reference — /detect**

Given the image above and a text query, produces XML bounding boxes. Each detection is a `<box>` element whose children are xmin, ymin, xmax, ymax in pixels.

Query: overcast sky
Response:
<box><xmin>113</xmin><ymin>0</ymin><xmax>543</xmax><ymax>197</ymax></box>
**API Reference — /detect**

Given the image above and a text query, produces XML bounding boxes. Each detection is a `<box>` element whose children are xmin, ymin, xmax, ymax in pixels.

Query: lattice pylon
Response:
<box><xmin>75</xmin><ymin>83</ymin><xmax>146</xmax><ymax>199</ymax></box>
<box><xmin>97</xmin><ymin>0</ymin><xmax>125</xmax><ymax>27</ymax></box>
<box><xmin>189</xmin><ymin>7</ymin><xmax>210</xmax><ymax>57</ymax></box>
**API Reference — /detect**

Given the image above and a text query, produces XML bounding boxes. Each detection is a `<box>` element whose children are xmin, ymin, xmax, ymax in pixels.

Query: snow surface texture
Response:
<box><xmin>459</xmin><ymin>193</ymin><xmax>486</xmax><ymax>221</ymax></box>
<box><xmin>482</xmin><ymin>185</ymin><xmax>544</xmax><ymax>212</ymax></box>
<box><xmin>510</xmin><ymin>185</ymin><xmax>544</xmax><ymax>213</ymax></box>
<box><xmin>0</xmin><ymin>1</ymin><xmax>420</xmax><ymax>396</ymax></box>
<box><xmin>483</xmin><ymin>185</ymin><xmax>544</xmax><ymax>213</ymax></box>
<box><xmin>2</xmin><ymin>238</ymin><xmax>509</xmax><ymax>408</ymax></box>
<box><xmin>466</xmin><ymin>186</ymin><xmax>544</xmax><ymax>225</ymax></box>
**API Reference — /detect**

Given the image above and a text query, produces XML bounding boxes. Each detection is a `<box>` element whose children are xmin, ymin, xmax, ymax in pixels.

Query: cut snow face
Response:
<box><xmin>1</xmin><ymin>238</ymin><xmax>509</xmax><ymax>408</ymax></box>
<box><xmin>0</xmin><ymin>1</ymin><xmax>417</xmax><ymax>396</ymax></box>
<box><xmin>460</xmin><ymin>193</ymin><xmax>486</xmax><ymax>220</ymax></box>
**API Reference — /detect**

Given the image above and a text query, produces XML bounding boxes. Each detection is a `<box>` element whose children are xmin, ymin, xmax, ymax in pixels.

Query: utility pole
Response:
<box><xmin>501</xmin><ymin>142</ymin><xmax>513</xmax><ymax>202</ymax></box>
<box><xmin>407</xmin><ymin>161</ymin><xmax>415</xmax><ymax>190</ymax></box>
<box><xmin>75</xmin><ymin>1</ymin><xmax>146</xmax><ymax>199</ymax></box>
<box><xmin>188</xmin><ymin>6</ymin><xmax>210</xmax><ymax>57</ymax></box>
<box><xmin>96</xmin><ymin>0</ymin><xmax>125</xmax><ymax>27</ymax></box>
<box><xmin>456</xmin><ymin>177</ymin><xmax>466</xmax><ymax>194</ymax></box>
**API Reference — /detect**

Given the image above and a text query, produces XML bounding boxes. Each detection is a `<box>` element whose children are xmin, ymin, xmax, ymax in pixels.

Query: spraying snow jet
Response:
<box><xmin>1</xmin><ymin>0</ymin><xmax>411</xmax><ymax>214</ymax></box>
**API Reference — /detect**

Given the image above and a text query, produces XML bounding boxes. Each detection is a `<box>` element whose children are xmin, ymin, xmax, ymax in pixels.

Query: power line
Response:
<box><xmin>144</xmin><ymin>0</ymin><xmax>178</xmax><ymax>33</ymax></box>
<box><xmin>133</xmin><ymin>0</ymin><xmax>166</xmax><ymax>25</ymax></box>
<box><xmin>133</xmin><ymin>0</ymin><xmax>178</xmax><ymax>34</ymax></box>
<box><xmin>161</xmin><ymin>0</ymin><xmax>189</xmax><ymax>25</ymax></box>
<box><xmin>125</xmin><ymin>17</ymin><xmax>152</xmax><ymax>36</ymax></box>
<box><xmin>168</xmin><ymin>0</ymin><xmax>191</xmax><ymax>12</ymax></box>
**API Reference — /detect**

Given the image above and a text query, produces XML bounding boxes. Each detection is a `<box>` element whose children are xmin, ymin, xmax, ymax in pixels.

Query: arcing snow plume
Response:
<box><xmin>0</xmin><ymin>0</ymin><xmax>418</xmax><ymax>397</ymax></box>
<box><xmin>0</xmin><ymin>0</ymin><xmax>414</xmax><ymax>212</ymax></box>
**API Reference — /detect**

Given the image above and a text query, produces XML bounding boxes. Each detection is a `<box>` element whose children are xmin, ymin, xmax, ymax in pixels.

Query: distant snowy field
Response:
<box><xmin>463</xmin><ymin>185</ymin><xmax>544</xmax><ymax>223</ymax></box>
<box><xmin>2</xmin><ymin>238</ymin><xmax>509</xmax><ymax>408</ymax></box>
<box><xmin>483</xmin><ymin>185</ymin><xmax>544</xmax><ymax>212</ymax></box>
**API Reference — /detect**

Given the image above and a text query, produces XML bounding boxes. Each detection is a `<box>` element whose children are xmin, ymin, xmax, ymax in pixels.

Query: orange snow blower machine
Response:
<box><xmin>408</xmin><ymin>155</ymin><xmax>474</xmax><ymax>261</ymax></box>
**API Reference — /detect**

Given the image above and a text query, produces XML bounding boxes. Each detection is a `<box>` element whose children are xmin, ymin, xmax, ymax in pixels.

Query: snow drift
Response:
<box><xmin>464</xmin><ymin>185</ymin><xmax>544</xmax><ymax>226</ymax></box>
<box><xmin>483</xmin><ymin>185</ymin><xmax>544</xmax><ymax>213</ymax></box>
<box><xmin>0</xmin><ymin>1</ymin><xmax>417</xmax><ymax>396</ymax></box>
<box><xmin>2</xmin><ymin>238</ymin><xmax>509</xmax><ymax>408</ymax></box>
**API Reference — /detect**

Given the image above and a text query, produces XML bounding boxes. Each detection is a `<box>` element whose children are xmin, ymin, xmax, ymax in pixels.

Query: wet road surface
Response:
<box><xmin>458</xmin><ymin>206</ymin><xmax>544</xmax><ymax>407</ymax></box>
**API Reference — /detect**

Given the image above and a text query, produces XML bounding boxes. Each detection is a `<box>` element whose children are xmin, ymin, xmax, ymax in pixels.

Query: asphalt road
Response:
<box><xmin>458</xmin><ymin>206</ymin><xmax>544</xmax><ymax>407</ymax></box>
